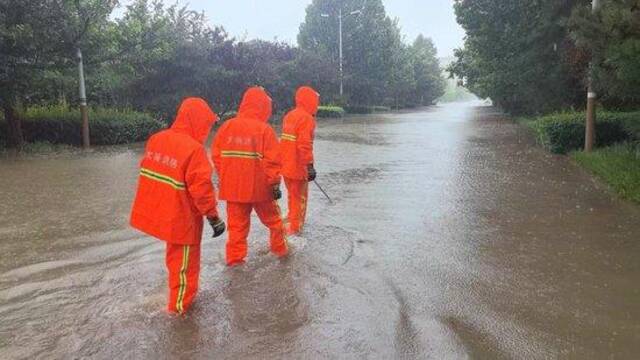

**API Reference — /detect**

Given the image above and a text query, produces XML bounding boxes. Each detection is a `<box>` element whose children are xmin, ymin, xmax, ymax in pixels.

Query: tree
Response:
<box><xmin>449</xmin><ymin>0</ymin><xmax>588</xmax><ymax>114</ymax></box>
<box><xmin>570</xmin><ymin>0</ymin><xmax>640</xmax><ymax>108</ymax></box>
<box><xmin>0</xmin><ymin>0</ymin><xmax>117</xmax><ymax>148</ymax></box>
<box><xmin>299</xmin><ymin>0</ymin><xmax>412</xmax><ymax>105</ymax></box>
<box><xmin>410</xmin><ymin>35</ymin><xmax>446</xmax><ymax>106</ymax></box>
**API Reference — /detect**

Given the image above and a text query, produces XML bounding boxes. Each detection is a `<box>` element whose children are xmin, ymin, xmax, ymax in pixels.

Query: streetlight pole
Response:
<box><xmin>585</xmin><ymin>0</ymin><xmax>601</xmax><ymax>152</ymax></box>
<box><xmin>322</xmin><ymin>8</ymin><xmax>361</xmax><ymax>98</ymax></box>
<box><xmin>339</xmin><ymin>8</ymin><xmax>343</xmax><ymax>97</ymax></box>
<box><xmin>77</xmin><ymin>48</ymin><xmax>90</xmax><ymax>149</ymax></box>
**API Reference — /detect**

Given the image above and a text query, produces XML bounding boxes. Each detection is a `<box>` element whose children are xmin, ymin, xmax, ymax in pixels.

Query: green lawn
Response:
<box><xmin>573</xmin><ymin>143</ymin><xmax>640</xmax><ymax>204</ymax></box>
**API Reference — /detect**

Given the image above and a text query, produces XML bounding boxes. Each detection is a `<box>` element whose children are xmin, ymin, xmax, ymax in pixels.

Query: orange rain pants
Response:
<box><xmin>284</xmin><ymin>178</ymin><xmax>309</xmax><ymax>234</ymax></box>
<box><xmin>166</xmin><ymin>243</ymin><xmax>201</xmax><ymax>314</ymax></box>
<box><xmin>226</xmin><ymin>201</ymin><xmax>288</xmax><ymax>265</ymax></box>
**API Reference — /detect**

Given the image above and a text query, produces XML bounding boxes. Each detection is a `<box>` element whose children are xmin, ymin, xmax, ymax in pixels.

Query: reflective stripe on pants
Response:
<box><xmin>166</xmin><ymin>243</ymin><xmax>201</xmax><ymax>314</ymax></box>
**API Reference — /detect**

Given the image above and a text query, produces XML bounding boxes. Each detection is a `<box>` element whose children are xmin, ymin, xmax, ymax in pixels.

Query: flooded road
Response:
<box><xmin>1</xmin><ymin>102</ymin><xmax>639</xmax><ymax>359</ymax></box>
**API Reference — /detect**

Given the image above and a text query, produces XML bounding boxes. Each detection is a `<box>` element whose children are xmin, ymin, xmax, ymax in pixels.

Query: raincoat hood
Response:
<box><xmin>295</xmin><ymin>86</ymin><xmax>320</xmax><ymax>116</ymax></box>
<box><xmin>171</xmin><ymin>97</ymin><xmax>218</xmax><ymax>144</ymax></box>
<box><xmin>237</xmin><ymin>87</ymin><xmax>273</xmax><ymax>122</ymax></box>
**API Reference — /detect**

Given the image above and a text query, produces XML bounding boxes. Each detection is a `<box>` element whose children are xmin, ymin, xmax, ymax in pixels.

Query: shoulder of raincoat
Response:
<box><xmin>130</xmin><ymin>97</ymin><xmax>220</xmax><ymax>245</ymax></box>
<box><xmin>281</xmin><ymin>86</ymin><xmax>319</xmax><ymax>180</ymax></box>
<box><xmin>212</xmin><ymin>87</ymin><xmax>281</xmax><ymax>203</ymax></box>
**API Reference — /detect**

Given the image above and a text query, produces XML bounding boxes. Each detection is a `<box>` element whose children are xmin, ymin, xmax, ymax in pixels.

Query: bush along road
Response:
<box><xmin>517</xmin><ymin>110</ymin><xmax>640</xmax><ymax>204</ymax></box>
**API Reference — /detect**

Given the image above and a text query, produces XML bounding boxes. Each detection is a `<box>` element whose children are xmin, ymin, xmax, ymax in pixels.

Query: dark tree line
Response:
<box><xmin>449</xmin><ymin>0</ymin><xmax>640</xmax><ymax>115</ymax></box>
<box><xmin>1</xmin><ymin>0</ymin><xmax>446</xmax><ymax>148</ymax></box>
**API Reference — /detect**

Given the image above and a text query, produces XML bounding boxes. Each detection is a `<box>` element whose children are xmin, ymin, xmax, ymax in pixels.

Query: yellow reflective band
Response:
<box><xmin>281</xmin><ymin>133</ymin><xmax>297</xmax><ymax>141</ymax></box>
<box><xmin>221</xmin><ymin>150</ymin><xmax>263</xmax><ymax>159</ymax></box>
<box><xmin>176</xmin><ymin>245</ymin><xmax>190</xmax><ymax>314</ymax></box>
<box><xmin>140</xmin><ymin>168</ymin><xmax>185</xmax><ymax>190</ymax></box>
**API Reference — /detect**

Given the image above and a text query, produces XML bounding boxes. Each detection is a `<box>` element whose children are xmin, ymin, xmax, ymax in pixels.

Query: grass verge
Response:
<box><xmin>572</xmin><ymin>143</ymin><xmax>640</xmax><ymax>204</ymax></box>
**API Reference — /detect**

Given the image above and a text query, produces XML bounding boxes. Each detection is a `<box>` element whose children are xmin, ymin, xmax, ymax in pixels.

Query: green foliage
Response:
<box><xmin>221</xmin><ymin>111</ymin><xmax>238</xmax><ymax>121</ymax></box>
<box><xmin>0</xmin><ymin>141</ymin><xmax>77</xmax><ymax>155</ymax></box>
<box><xmin>0</xmin><ymin>0</ymin><xmax>120</xmax><ymax>147</ymax></box>
<box><xmin>570</xmin><ymin>0</ymin><xmax>640</xmax><ymax>107</ymax></box>
<box><xmin>409</xmin><ymin>36</ymin><xmax>447</xmax><ymax>106</ymax></box>
<box><xmin>524</xmin><ymin>111</ymin><xmax>640</xmax><ymax>154</ymax></box>
<box><xmin>449</xmin><ymin>0</ymin><xmax>587</xmax><ymax>115</ymax></box>
<box><xmin>2</xmin><ymin>0</ymin><xmax>447</xmax><ymax>149</ymax></box>
<box><xmin>0</xmin><ymin>105</ymin><xmax>165</xmax><ymax>146</ymax></box>
<box><xmin>317</xmin><ymin>106</ymin><xmax>346</xmax><ymax>118</ymax></box>
<box><xmin>573</xmin><ymin>143</ymin><xmax>640</xmax><ymax>203</ymax></box>
<box><xmin>371</xmin><ymin>106</ymin><xmax>391</xmax><ymax>112</ymax></box>
<box><xmin>344</xmin><ymin>105</ymin><xmax>390</xmax><ymax>114</ymax></box>
<box><xmin>298</xmin><ymin>0</ymin><xmax>445</xmax><ymax>107</ymax></box>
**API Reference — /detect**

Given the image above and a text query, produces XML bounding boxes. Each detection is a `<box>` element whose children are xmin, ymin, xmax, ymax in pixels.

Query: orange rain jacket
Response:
<box><xmin>130</xmin><ymin>98</ymin><xmax>220</xmax><ymax>245</ymax></box>
<box><xmin>280</xmin><ymin>86</ymin><xmax>319</xmax><ymax>180</ymax></box>
<box><xmin>212</xmin><ymin>87</ymin><xmax>281</xmax><ymax>203</ymax></box>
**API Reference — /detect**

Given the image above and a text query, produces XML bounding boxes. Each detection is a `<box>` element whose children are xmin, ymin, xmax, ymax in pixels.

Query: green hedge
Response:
<box><xmin>344</xmin><ymin>105</ymin><xmax>391</xmax><ymax>114</ymax></box>
<box><xmin>524</xmin><ymin>111</ymin><xmax>640</xmax><ymax>154</ymax></box>
<box><xmin>221</xmin><ymin>111</ymin><xmax>237</xmax><ymax>121</ymax></box>
<box><xmin>1</xmin><ymin>105</ymin><xmax>165</xmax><ymax>146</ymax></box>
<box><xmin>317</xmin><ymin>106</ymin><xmax>346</xmax><ymax>118</ymax></box>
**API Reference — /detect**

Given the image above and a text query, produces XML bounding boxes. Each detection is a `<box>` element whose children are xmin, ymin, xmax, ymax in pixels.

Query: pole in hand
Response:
<box><xmin>313</xmin><ymin>180</ymin><xmax>333</xmax><ymax>204</ymax></box>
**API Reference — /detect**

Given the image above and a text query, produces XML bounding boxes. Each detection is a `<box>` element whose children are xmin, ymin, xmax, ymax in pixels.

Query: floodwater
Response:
<box><xmin>1</xmin><ymin>102</ymin><xmax>639</xmax><ymax>359</ymax></box>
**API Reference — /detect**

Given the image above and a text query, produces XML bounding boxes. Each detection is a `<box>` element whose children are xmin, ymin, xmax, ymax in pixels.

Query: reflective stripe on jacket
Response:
<box><xmin>130</xmin><ymin>98</ymin><xmax>220</xmax><ymax>245</ymax></box>
<box><xmin>280</xmin><ymin>86</ymin><xmax>319</xmax><ymax>180</ymax></box>
<box><xmin>212</xmin><ymin>87</ymin><xmax>282</xmax><ymax>203</ymax></box>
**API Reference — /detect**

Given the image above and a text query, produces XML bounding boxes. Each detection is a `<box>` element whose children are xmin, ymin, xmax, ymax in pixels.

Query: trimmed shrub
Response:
<box><xmin>317</xmin><ymin>106</ymin><xmax>345</xmax><ymax>118</ymax></box>
<box><xmin>525</xmin><ymin>111</ymin><xmax>640</xmax><ymax>154</ymax></box>
<box><xmin>0</xmin><ymin>105</ymin><xmax>165</xmax><ymax>146</ymax></box>
<box><xmin>344</xmin><ymin>105</ymin><xmax>391</xmax><ymax>114</ymax></box>
<box><xmin>221</xmin><ymin>111</ymin><xmax>237</xmax><ymax>121</ymax></box>
<box><xmin>371</xmin><ymin>105</ymin><xmax>391</xmax><ymax>112</ymax></box>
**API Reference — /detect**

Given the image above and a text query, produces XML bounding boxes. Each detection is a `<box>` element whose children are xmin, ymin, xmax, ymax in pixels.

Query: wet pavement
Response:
<box><xmin>1</xmin><ymin>102</ymin><xmax>639</xmax><ymax>359</ymax></box>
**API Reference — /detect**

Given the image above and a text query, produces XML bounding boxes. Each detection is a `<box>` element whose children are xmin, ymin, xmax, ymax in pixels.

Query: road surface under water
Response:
<box><xmin>1</xmin><ymin>103</ymin><xmax>639</xmax><ymax>359</ymax></box>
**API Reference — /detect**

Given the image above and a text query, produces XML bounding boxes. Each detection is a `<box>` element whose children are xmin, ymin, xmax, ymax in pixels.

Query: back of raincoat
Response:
<box><xmin>212</xmin><ymin>87</ymin><xmax>281</xmax><ymax>203</ymax></box>
<box><xmin>280</xmin><ymin>86</ymin><xmax>319</xmax><ymax>180</ymax></box>
<box><xmin>130</xmin><ymin>98</ymin><xmax>220</xmax><ymax>245</ymax></box>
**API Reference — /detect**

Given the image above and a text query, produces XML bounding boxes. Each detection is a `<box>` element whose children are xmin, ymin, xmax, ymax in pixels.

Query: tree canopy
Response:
<box><xmin>449</xmin><ymin>0</ymin><xmax>640</xmax><ymax>115</ymax></box>
<box><xmin>299</xmin><ymin>0</ymin><xmax>445</xmax><ymax>107</ymax></box>
<box><xmin>1</xmin><ymin>0</ymin><xmax>446</xmax><ymax>148</ymax></box>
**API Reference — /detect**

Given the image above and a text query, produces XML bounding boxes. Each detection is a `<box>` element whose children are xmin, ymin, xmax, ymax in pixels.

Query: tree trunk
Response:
<box><xmin>4</xmin><ymin>105</ymin><xmax>24</xmax><ymax>149</ymax></box>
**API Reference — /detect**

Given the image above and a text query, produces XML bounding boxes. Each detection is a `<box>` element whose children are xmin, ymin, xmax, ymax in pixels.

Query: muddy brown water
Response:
<box><xmin>1</xmin><ymin>103</ymin><xmax>639</xmax><ymax>359</ymax></box>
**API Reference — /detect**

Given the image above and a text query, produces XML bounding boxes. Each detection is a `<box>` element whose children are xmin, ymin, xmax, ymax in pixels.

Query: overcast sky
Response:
<box><xmin>116</xmin><ymin>0</ymin><xmax>465</xmax><ymax>58</ymax></box>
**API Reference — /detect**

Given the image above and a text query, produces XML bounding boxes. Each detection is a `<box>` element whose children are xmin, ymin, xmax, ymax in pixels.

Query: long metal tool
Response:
<box><xmin>313</xmin><ymin>180</ymin><xmax>333</xmax><ymax>204</ymax></box>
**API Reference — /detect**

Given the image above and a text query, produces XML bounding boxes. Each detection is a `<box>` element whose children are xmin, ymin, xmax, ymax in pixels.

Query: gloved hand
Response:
<box><xmin>307</xmin><ymin>164</ymin><xmax>317</xmax><ymax>182</ymax></box>
<box><xmin>208</xmin><ymin>216</ymin><xmax>226</xmax><ymax>238</ymax></box>
<box><xmin>272</xmin><ymin>185</ymin><xmax>282</xmax><ymax>200</ymax></box>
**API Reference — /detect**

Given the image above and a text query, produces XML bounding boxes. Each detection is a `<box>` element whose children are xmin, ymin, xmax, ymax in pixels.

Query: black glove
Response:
<box><xmin>272</xmin><ymin>185</ymin><xmax>282</xmax><ymax>200</ymax></box>
<box><xmin>307</xmin><ymin>164</ymin><xmax>317</xmax><ymax>182</ymax></box>
<box><xmin>208</xmin><ymin>216</ymin><xmax>226</xmax><ymax>238</ymax></box>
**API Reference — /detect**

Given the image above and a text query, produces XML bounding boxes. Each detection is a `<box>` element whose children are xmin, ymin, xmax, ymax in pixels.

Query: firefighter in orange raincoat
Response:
<box><xmin>212</xmin><ymin>87</ymin><xmax>288</xmax><ymax>266</ymax></box>
<box><xmin>280</xmin><ymin>86</ymin><xmax>319</xmax><ymax>235</ymax></box>
<box><xmin>130</xmin><ymin>97</ymin><xmax>226</xmax><ymax>315</ymax></box>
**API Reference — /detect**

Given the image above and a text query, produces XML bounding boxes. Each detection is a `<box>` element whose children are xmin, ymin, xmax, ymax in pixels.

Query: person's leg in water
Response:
<box><xmin>166</xmin><ymin>243</ymin><xmax>201</xmax><ymax>314</ymax></box>
<box><xmin>284</xmin><ymin>177</ymin><xmax>309</xmax><ymax>236</ymax></box>
<box><xmin>226</xmin><ymin>202</ymin><xmax>252</xmax><ymax>266</ymax></box>
<box><xmin>255</xmin><ymin>200</ymin><xmax>288</xmax><ymax>257</ymax></box>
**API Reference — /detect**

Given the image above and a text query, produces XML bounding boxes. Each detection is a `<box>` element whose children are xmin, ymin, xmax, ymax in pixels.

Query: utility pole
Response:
<box><xmin>77</xmin><ymin>48</ymin><xmax>90</xmax><ymax>149</ymax></box>
<box><xmin>339</xmin><ymin>8</ymin><xmax>343</xmax><ymax>97</ymax></box>
<box><xmin>321</xmin><ymin>8</ymin><xmax>361</xmax><ymax>98</ymax></box>
<box><xmin>585</xmin><ymin>0</ymin><xmax>601</xmax><ymax>152</ymax></box>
